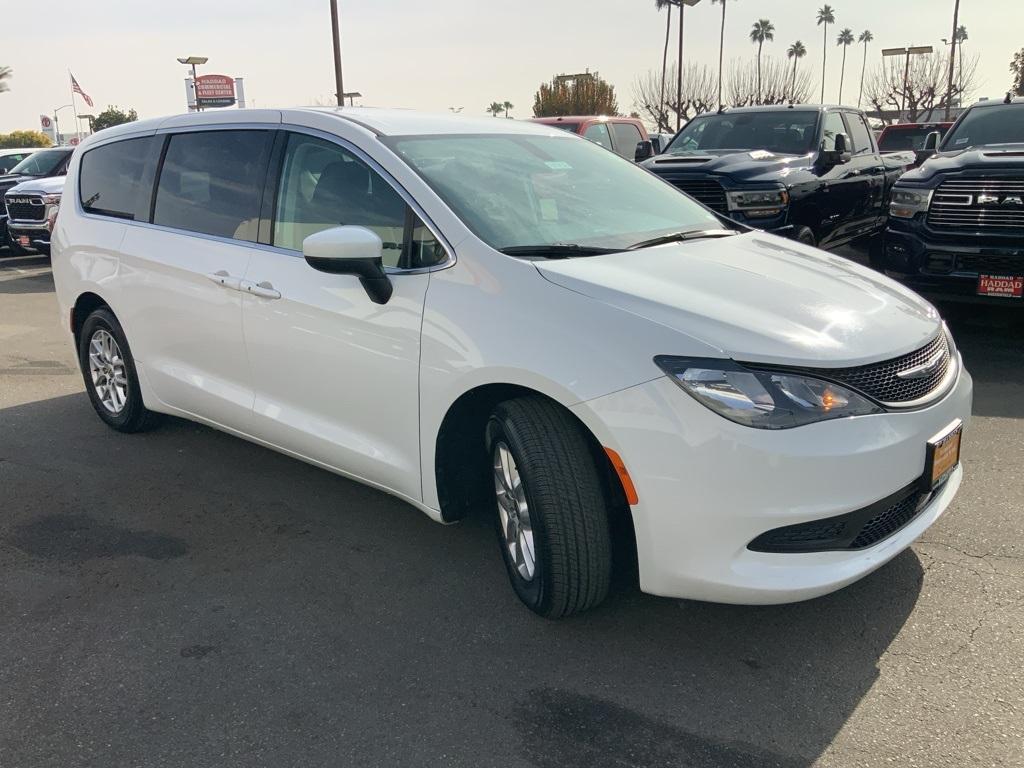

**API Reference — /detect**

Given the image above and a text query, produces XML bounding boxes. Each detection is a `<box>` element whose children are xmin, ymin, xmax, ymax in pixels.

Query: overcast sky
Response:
<box><xmin>1</xmin><ymin>0</ymin><xmax>1016</xmax><ymax>134</ymax></box>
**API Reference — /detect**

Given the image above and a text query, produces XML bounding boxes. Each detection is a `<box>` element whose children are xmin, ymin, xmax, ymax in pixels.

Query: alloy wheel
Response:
<box><xmin>88</xmin><ymin>329</ymin><xmax>128</xmax><ymax>414</ymax></box>
<box><xmin>493</xmin><ymin>441</ymin><xmax>536</xmax><ymax>581</ymax></box>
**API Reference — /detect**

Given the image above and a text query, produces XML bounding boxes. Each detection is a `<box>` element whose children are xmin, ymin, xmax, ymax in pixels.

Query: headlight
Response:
<box><xmin>890</xmin><ymin>187</ymin><xmax>932</xmax><ymax>218</ymax></box>
<box><xmin>726</xmin><ymin>189</ymin><xmax>789</xmax><ymax>217</ymax></box>
<box><xmin>654</xmin><ymin>357</ymin><xmax>883</xmax><ymax>429</ymax></box>
<box><xmin>43</xmin><ymin>193</ymin><xmax>62</xmax><ymax>205</ymax></box>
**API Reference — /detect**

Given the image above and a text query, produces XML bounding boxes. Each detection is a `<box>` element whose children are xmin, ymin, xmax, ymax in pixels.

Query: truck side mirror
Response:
<box><xmin>922</xmin><ymin>131</ymin><xmax>940</xmax><ymax>153</ymax></box>
<box><xmin>819</xmin><ymin>133</ymin><xmax>852</xmax><ymax>167</ymax></box>
<box><xmin>634</xmin><ymin>140</ymin><xmax>655</xmax><ymax>162</ymax></box>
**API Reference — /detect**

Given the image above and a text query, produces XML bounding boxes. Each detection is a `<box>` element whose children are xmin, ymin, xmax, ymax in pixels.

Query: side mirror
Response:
<box><xmin>922</xmin><ymin>131</ymin><xmax>940</xmax><ymax>153</ymax></box>
<box><xmin>303</xmin><ymin>225</ymin><xmax>393</xmax><ymax>304</ymax></box>
<box><xmin>634</xmin><ymin>140</ymin><xmax>655</xmax><ymax>162</ymax></box>
<box><xmin>819</xmin><ymin>133</ymin><xmax>852</xmax><ymax>167</ymax></box>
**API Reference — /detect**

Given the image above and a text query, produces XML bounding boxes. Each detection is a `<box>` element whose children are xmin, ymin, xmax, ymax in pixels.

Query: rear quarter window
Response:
<box><xmin>79</xmin><ymin>136</ymin><xmax>159</xmax><ymax>220</ymax></box>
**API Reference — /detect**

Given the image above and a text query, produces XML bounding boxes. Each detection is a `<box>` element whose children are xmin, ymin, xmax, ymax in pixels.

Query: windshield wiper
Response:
<box><xmin>626</xmin><ymin>229</ymin><xmax>738</xmax><ymax>251</ymax></box>
<box><xmin>499</xmin><ymin>243</ymin><xmax>620</xmax><ymax>258</ymax></box>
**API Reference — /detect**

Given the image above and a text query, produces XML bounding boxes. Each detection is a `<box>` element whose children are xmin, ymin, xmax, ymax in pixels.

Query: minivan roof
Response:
<box><xmin>80</xmin><ymin>107</ymin><xmax>566</xmax><ymax>147</ymax></box>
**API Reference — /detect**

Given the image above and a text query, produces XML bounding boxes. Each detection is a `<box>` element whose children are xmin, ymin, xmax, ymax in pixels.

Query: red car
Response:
<box><xmin>877</xmin><ymin>122</ymin><xmax>954</xmax><ymax>167</ymax></box>
<box><xmin>530</xmin><ymin>116</ymin><xmax>654</xmax><ymax>161</ymax></box>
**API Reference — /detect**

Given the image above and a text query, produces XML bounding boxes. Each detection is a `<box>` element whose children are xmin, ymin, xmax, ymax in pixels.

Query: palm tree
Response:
<box><xmin>487</xmin><ymin>101</ymin><xmax>504</xmax><ymax>117</ymax></box>
<box><xmin>656</xmin><ymin>0</ymin><xmax>677</xmax><ymax>130</ymax></box>
<box><xmin>787</xmin><ymin>41</ymin><xmax>807</xmax><ymax>101</ymax></box>
<box><xmin>502</xmin><ymin>101</ymin><xmax>514</xmax><ymax>118</ymax></box>
<box><xmin>857</xmin><ymin>30</ymin><xmax>873</xmax><ymax>108</ymax></box>
<box><xmin>711</xmin><ymin>0</ymin><xmax>734</xmax><ymax>108</ymax></box>
<box><xmin>817</xmin><ymin>5</ymin><xmax>836</xmax><ymax>103</ymax></box>
<box><xmin>836</xmin><ymin>28</ymin><xmax>854</xmax><ymax>103</ymax></box>
<box><xmin>749</xmin><ymin>19</ymin><xmax>775</xmax><ymax>104</ymax></box>
<box><xmin>0</xmin><ymin>66</ymin><xmax>11</xmax><ymax>94</ymax></box>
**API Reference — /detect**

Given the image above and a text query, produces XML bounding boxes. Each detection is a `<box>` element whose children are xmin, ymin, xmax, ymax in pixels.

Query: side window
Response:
<box><xmin>821</xmin><ymin>112</ymin><xmax>848</xmax><ymax>151</ymax></box>
<box><xmin>610</xmin><ymin>122</ymin><xmax>644</xmax><ymax>159</ymax></box>
<box><xmin>153</xmin><ymin>130</ymin><xmax>272</xmax><ymax>241</ymax></box>
<box><xmin>79</xmin><ymin>136</ymin><xmax>158</xmax><ymax>220</ymax></box>
<box><xmin>582</xmin><ymin>123</ymin><xmax>613</xmax><ymax>151</ymax></box>
<box><xmin>273</xmin><ymin>132</ymin><xmax>445</xmax><ymax>268</ymax></box>
<box><xmin>844</xmin><ymin>113</ymin><xmax>874</xmax><ymax>154</ymax></box>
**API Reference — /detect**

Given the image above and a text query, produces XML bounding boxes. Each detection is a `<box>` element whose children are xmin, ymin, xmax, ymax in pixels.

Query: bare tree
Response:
<box><xmin>864</xmin><ymin>51</ymin><xmax>979</xmax><ymax>123</ymax></box>
<box><xmin>727</xmin><ymin>57</ymin><xmax>814</xmax><ymax>106</ymax></box>
<box><xmin>632</xmin><ymin>62</ymin><xmax>717</xmax><ymax>129</ymax></box>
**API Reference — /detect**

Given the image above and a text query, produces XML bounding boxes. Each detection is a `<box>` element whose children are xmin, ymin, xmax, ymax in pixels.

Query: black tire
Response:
<box><xmin>793</xmin><ymin>225</ymin><xmax>817</xmax><ymax>247</ymax></box>
<box><xmin>78</xmin><ymin>307</ymin><xmax>162</xmax><ymax>433</ymax></box>
<box><xmin>485</xmin><ymin>397</ymin><xmax>612</xmax><ymax>618</ymax></box>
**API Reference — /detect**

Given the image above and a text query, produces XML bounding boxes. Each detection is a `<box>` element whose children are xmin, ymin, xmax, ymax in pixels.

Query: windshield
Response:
<box><xmin>879</xmin><ymin>126</ymin><xmax>948</xmax><ymax>152</ymax></box>
<box><xmin>666</xmin><ymin>111</ymin><xmax>819</xmax><ymax>155</ymax></box>
<box><xmin>9</xmin><ymin>148</ymin><xmax>68</xmax><ymax>177</ymax></box>
<box><xmin>942</xmin><ymin>104</ymin><xmax>1024</xmax><ymax>150</ymax></box>
<box><xmin>385</xmin><ymin>133</ymin><xmax>722</xmax><ymax>252</ymax></box>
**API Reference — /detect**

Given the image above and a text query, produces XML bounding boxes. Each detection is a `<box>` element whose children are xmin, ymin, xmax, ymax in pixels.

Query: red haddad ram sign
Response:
<box><xmin>195</xmin><ymin>74</ymin><xmax>236</xmax><ymax>108</ymax></box>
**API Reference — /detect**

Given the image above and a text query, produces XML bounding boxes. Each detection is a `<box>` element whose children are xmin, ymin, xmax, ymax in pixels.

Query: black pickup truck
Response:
<box><xmin>882</xmin><ymin>97</ymin><xmax>1024</xmax><ymax>304</ymax></box>
<box><xmin>641</xmin><ymin>105</ymin><xmax>913</xmax><ymax>251</ymax></box>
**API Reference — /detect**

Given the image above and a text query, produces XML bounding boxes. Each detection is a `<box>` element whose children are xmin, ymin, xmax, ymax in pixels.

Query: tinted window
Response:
<box><xmin>942</xmin><ymin>104</ymin><xmax>1024</xmax><ymax>150</ymax></box>
<box><xmin>878</xmin><ymin>126</ymin><xmax>947</xmax><ymax>152</ymax></box>
<box><xmin>821</xmin><ymin>112</ymin><xmax>848</xmax><ymax>151</ymax></box>
<box><xmin>387</xmin><ymin>134</ymin><xmax>721</xmax><ymax>252</ymax></box>
<box><xmin>79</xmin><ymin>137</ymin><xmax>158</xmax><ymax>220</ymax></box>
<box><xmin>610</xmin><ymin>122</ymin><xmax>644</xmax><ymax>159</ymax></box>
<box><xmin>844</xmin><ymin>113</ymin><xmax>874</xmax><ymax>154</ymax></box>
<box><xmin>667</xmin><ymin>111</ymin><xmax>819</xmax><ymax>155</ymax></box>
<box><xmin>9</xmin><ymin>149</ymin><xmax>71</xmax><ymax>177</ymax></box>
<box><xmin>582</xmin><ymin>123</ymin><xmax>613</xmax><ymax>150</ymax></box>
<box><xmin>274</xmin><ymin>133</ymin><xmax>444</xmax><ymax>268</ymax></box>
<box><xmin>153</xmin><ymin>130</ymin><xmax>271</xmax><ymax>241</ymax></box>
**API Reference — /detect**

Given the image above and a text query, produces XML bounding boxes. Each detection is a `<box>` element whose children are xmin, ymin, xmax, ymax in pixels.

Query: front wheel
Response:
<box><xmin>793</xmin><ymin>225</ymin><xmax>817</xmax><ymax>247</ymax></box>
<box><xmin>485</xmin><ymin>397</ymin><xmax>612</xmax><ymax>618</ymax></box>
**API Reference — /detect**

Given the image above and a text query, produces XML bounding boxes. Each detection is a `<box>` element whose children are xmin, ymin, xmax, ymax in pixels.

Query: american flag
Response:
<box><xmin>70</xmin><ymin>72</ymin><xmax>94</xmax><ymax>108</ymax></box>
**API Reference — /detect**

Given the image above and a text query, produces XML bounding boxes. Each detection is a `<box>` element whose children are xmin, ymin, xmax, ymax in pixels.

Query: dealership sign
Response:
<box><xmin>195</xmin><ymin>74</ymin><xmax>236</xmax><ymax>108</ymax></box>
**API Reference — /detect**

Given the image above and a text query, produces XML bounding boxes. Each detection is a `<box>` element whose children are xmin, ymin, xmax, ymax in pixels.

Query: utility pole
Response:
<box><xmin>676</xmin><ymin>1</ymin><xmax>702</xmax><ymax>131</ymax></box>
<box><xmin>330</xmin><ymin>0</ymin><xmax>345</xmax><ymax>106</ymax></box>
<box><xmin>944</xmin><ymin>0</ymin><xmax>961</xmax><ymax>120</ymax></box>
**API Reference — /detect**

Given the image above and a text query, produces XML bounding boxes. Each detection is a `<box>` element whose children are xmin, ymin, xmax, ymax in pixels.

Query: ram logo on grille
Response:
<box><xmin>977</xmin><ymin>194</ymin><xmax>1024</xmax><ymax>206</ymax></box>
<box><xmin>7</xmin><ymin>197</ymin><xmax>41</xmax><ymax>205</ymax></box>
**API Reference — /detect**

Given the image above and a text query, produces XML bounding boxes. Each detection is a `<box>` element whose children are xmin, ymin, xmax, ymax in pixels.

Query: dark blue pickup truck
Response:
<box><xmin>641</xmin><ymin>105</ymin><xmax>913</xmax><ymax>252</ymax></box>
<box><xmin>882</xmin><ymin>97</ymin><xmax>1024</xmax><ymax>304</ymax></box>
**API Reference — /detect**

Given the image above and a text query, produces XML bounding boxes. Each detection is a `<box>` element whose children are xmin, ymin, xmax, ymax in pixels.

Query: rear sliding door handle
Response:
<box><xmin>241</xmin><ymin>279</ymin><xmax>281</xmax><ymax>300</ymax></box>
<box><xmin>206</xmin><ymin>270</ymin><xmax>243</xmax><ymax>291</ymax></box>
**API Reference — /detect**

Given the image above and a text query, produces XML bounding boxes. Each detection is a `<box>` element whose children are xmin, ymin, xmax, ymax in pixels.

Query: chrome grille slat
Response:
<box><xmin>5</xmin><ymin>197</ymin><xmax>47</xmax><ymax>222</ymax></box>
<box><xmin>928</xmin><ymin>177</ymin><xmax>1024</xmax><ymax>232</ymax></box>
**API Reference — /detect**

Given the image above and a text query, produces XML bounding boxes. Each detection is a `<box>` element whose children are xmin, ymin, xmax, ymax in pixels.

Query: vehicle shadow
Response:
<box><xmin>941</xmin><ymin>303</ymin><xmax>1024</xmax><ymax>419</ymax></box>
<box><xmin>0</xmin><ymin>392</ymin><xmax>925</xmax><ymax>767</ymax></box>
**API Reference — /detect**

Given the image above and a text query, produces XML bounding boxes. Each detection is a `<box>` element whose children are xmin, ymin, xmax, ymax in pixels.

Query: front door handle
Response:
<box><xmin>206</xmin><ymin>270</ymin><xmax>243</xmax><ymax>291</ymax></box>
<box><xmin>242</xmin><ymin>279</ymin><xmax>281</xmax><ymax>300</ymax></box>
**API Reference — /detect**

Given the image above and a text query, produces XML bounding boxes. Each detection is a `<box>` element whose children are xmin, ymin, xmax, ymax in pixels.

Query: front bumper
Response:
<box><xmin>884</xmin><ymin>221</ymin><xmax>1024</xmax><ymax>305</ymax></box>
<box><xmin>6</xmin><ymin>219</ymin><xmax>51</xmax><ymax>252</ymax></box>
<box><xmin>572</xmin><ymin>362</ymin><xmax>973</xmax><ymax>604</ymax></box>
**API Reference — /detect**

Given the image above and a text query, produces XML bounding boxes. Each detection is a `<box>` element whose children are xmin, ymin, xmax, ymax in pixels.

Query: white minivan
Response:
<box><xmin>52</xmin><ymin>108</ymin><xmax>972</xmax><ymax>617</ymax></box>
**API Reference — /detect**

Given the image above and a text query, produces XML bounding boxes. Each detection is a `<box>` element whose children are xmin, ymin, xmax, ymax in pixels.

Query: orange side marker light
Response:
<box><xmin>604</xmin><ymin>447</ymin><xmax>639</xmax><ymax>506</ymax></box>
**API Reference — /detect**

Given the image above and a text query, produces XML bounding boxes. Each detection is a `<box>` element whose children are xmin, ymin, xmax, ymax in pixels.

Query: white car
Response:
<box><xmin>52</xmin><ymin>108</ymin><xmax>972</xmax><ymax>617</ymax></box>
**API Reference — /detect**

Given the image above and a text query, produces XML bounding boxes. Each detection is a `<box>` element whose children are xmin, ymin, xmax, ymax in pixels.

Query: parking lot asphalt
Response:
<box><xmin>0</xmin><ymin>254</ymin><xmax>1021</xmax><ymax>768</ymax></box>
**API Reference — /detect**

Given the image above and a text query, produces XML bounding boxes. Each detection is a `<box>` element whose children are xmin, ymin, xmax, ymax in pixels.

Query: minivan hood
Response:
<box><xmin>535</xmin><ymin>233</ymin><xmax>942</xmax><ymax>367</ymax></box>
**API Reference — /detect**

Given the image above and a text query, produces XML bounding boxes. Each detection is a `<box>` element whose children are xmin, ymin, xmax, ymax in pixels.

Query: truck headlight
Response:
<box><xmin>890</xmin><ymin>188</ymin><xmax>932</xmax><ymax>218</ymax></box>
<box><xmin>654</xmin><ymin>356</ymin><xmax>883</xmax><ymax>429</ymax></box>
<box><xmin>725</xmin><ymin>189</ymin><xmax>789</xmax><ymax>217</ymax></box>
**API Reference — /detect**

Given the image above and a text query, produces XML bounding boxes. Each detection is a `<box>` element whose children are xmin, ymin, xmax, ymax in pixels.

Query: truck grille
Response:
<box><xmin>774</xmin><ymin>331</ymin><xmax>954</xmax><ymax>407</ymax></box>
<box><xmin>664</xmin><ymin>178</ymin><xmax>728</xmax><ymax>213</ymax></box>
<box><xmin>5</xmin><ymin>196</ymin><xmax>46</xmax><ymax>222</ymax></box>
<box><xmin>928</xmin><ymin>178</ymin><xmax>1024</xmax><ymax>231</ymax></box>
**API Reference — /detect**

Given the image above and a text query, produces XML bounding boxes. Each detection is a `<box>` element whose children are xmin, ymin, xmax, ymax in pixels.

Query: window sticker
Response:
<box><xmin>545</xmin><ymin>161</ymin><xmax>572</xmax><ymax>170</ymax></box>
<box><xmin>539</xmin><ymin>198</ymin><xmax>559</xmax><ymax>220</ymax></box>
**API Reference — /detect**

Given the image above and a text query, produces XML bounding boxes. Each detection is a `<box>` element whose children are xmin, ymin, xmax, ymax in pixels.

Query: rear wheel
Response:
<box><xmin>485</xmin><ymin>397</ymin><xmax>612</xmax><ymax>618</ymax></box>
<box><xmin>78</xmin><ymin>307</ymin><xmax>162</xmax><ymax>433</ymax></box>
<box><xmin>793</xmin><ymin>225</ymin><xmax>817</xmax><ymax>247</ymax></box>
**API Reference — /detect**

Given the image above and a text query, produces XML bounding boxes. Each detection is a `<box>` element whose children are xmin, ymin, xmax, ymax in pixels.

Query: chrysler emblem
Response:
<box><xmin>896</xmin><ymin>349</ymin><xmax>946</xmax><ymax>380</ymax></box>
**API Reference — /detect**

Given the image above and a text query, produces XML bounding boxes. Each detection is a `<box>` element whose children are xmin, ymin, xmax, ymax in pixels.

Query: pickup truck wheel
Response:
<box><xmin>485</xmin><ymin>397</ymin><xmax>612</xmax><ymax>618</ymax></box>
<box><xmin>78</xmin><ymin>308</ymin><xmax>162</xmax><ymax>433</ymax></box>
<box><xmin>794</xmin><ymin>226</ymin><xmax>817</xmax><ymax>247</ymax></box>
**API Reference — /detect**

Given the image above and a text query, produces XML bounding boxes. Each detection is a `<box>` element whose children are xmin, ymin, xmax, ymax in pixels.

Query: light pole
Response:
<box><xmin>677</xmin><ymin>0</ymin><xmax>702</xmax><ymax>131</ymax></box>
<box><xmin>330</xmin><ymin>0</ymin><xmax>345</xmax><ymax>106</ymax></box>
<box><xmin>882</xmin><ymin>45</ymin><xmax>933</xmax><ymax>121</ymax></box>
<box><xmin>177</xmin><ymin>56</ymin><xmax>209</xmax><ymax>111</ymax></box>
<box><xmin>943</xmin><ymin>0</ymin><xmax>962</xmax><ymax>119</ymax></box>
<box><xmin>53</xmin><ymin>104</ymin><xmax>75</xmax><ymax>145</ymax></box>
